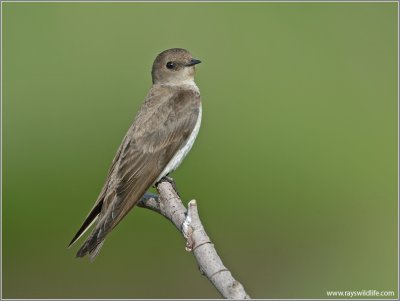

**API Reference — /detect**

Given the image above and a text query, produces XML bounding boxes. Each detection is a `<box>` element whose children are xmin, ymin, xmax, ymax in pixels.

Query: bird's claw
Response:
<box><xmin>156</xmin><ymin>176</ymin><xmax>180</xmax><ymax>196</ymax></box>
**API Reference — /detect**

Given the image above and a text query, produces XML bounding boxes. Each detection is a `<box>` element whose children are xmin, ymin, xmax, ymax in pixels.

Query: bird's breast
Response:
<box><xmin>156</xmin><ymin>104</ymin><xmax>202</xmax><ymax>181</ymax></box>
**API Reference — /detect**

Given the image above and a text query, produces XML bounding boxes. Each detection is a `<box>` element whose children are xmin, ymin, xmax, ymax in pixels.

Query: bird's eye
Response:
<box><xmin>166</xmin><ymin>62</ymin><xmax>175</xmax><ymax>69</ymax></box>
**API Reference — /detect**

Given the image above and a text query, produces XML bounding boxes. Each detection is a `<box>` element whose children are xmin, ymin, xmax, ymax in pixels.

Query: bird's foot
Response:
<box><xmin>156</xmin><ymin>176</ymin><xmax>180</xmax><ymax>197</ymax></box>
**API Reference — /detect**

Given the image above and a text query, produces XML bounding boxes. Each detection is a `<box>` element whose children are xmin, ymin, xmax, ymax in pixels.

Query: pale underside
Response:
<box><xmin>157</xmin><ymin>104</ymin><xmax>202</xmax><ymax>181</ymax></box>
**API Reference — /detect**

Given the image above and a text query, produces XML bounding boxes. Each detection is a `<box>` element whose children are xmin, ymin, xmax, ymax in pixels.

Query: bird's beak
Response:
<box><xmin>186</xmin><ymin>58</ymin><xmax>202</xmax><ymax>66</ymax></box>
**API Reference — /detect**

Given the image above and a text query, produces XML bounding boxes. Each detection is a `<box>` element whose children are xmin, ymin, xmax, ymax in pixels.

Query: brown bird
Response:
<box><xmin>68</xmin><ymin>48</ymin><xmax>202</xmax><ymax>261</ymax></box>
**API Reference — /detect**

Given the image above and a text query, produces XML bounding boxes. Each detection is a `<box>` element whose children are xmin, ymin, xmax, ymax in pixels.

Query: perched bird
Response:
<box><xmin>68</xmin><ymin>48</ymin><xmax>202</xmax><ymax>261</ymax></box>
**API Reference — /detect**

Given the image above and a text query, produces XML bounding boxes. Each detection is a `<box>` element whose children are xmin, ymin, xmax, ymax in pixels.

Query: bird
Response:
<box><xmin>68</xmin><ymin>48</ymin><xmax>202</xmax><ymax>261</ymax></box>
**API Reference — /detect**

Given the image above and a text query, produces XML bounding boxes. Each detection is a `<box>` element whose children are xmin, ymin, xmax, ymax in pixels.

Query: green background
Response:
<box><xmin>2</xmin><ymin>2</ymin><xmax>398</xmax><ymax>299</ymax></box>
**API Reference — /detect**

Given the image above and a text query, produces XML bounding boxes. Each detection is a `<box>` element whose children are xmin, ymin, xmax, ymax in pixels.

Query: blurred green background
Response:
<box><xmin>2</xmin><ymin>2</ymin><xmax>398</xmax><ymax>299</ymax></box>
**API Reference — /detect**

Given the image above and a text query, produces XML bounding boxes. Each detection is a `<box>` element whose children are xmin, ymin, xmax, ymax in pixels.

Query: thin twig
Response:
<box><xmin>137</xmin><ymin>181</ymin><xmax>250</xmax><ymax>299</ymax></box>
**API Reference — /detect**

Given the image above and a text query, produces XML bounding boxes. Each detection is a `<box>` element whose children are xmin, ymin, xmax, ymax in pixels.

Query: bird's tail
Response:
<box><xmin>76</xmin><ymin>238</ymin><xmax>106</xmax><ymax>262</ymax></box>
<box><xmin>75</xmin><ymin>219</ymin><xmax>110</xmax><ymax>261</ymax></box>
<box><xmin>89</xmin><ymin>241</ymin><xmax>105</xmax><ymax>262</ymax></box>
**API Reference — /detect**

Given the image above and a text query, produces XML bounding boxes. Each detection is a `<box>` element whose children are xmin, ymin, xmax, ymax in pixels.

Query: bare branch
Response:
<box><xmin>137</xmin><ymin>181</ymin><xmax>250</xmax><ymax>299</ymax></box>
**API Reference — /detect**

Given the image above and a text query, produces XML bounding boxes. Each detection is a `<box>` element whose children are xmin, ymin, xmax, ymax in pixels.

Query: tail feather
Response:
<box><xmin>76</xmin><ymin>221</ymin><xmax>106</xmax><ymax>259</ymax></box>
<box><xmin>76</xmin><ymin>237</ymin><xmax>105</xmax><ymax>261</ymax></box>
<box><xmin>89</xmin><ymin>241</ymin><xmax>105</xmax><ymax>262</ymax></box>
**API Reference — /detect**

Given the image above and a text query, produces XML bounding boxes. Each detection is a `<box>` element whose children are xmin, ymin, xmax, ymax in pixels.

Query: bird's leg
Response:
<box><xmin>156</xmin><ymin>175</ymin><xmax>180</xmax><ymax>197</ymax></box>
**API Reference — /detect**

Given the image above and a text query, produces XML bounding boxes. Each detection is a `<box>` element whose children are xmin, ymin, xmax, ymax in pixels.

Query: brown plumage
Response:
<box><xmin>68</xmin><ymin>48</ymin><xmax>202</xmax><ymax>260</ymax></box>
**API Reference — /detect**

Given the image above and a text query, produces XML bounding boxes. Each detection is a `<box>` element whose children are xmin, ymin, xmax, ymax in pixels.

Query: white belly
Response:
<box><xmin>157</xmin><ymin>105</ymin><xmax>202</xmax><ymax>181</ymax></box>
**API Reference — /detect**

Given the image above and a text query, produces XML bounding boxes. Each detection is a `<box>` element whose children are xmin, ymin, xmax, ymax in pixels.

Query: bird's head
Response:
<box><xmin>151</xmin><ymin>48</ymin><xmax>201</xmax><ymax>84</ymax></box>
